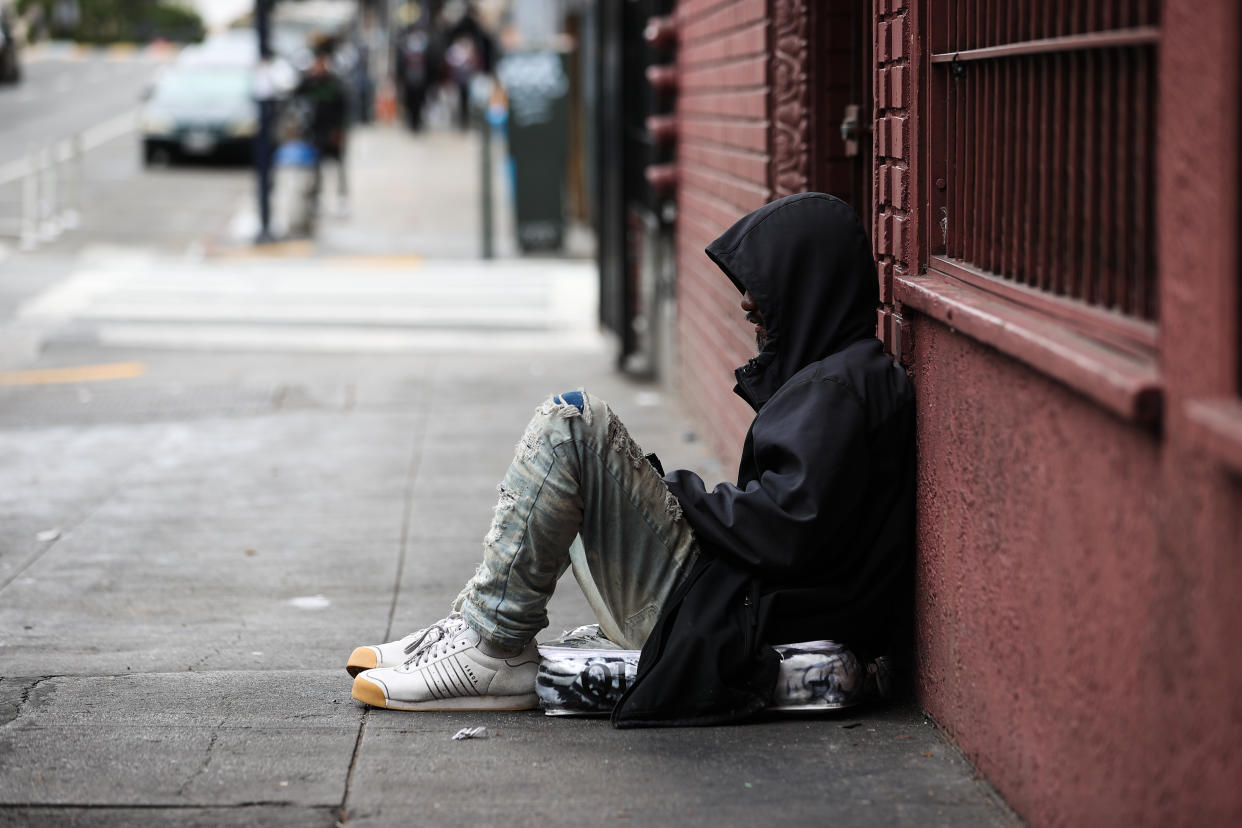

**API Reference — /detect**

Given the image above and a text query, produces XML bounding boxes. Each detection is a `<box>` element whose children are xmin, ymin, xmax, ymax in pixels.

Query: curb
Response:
<box><xmin>23</xmin><ymin>40</ymin><xmax>181</xmax><ymax>62</ymax></box>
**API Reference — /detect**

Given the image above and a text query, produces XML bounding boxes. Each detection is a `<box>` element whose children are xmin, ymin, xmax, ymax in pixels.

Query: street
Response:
<box><xmin>0</xmin><ymin>46</ymin><xmax>1017</xmax><ymax>828</ymax></box>
<box><xmin>0</xmin><ymin>46</ymin><xmax>255</xmax><ymax>255</ymax></box>
<box><xmin>0</xmin><ymin>46</ymin><xmax>256</xmax><ymax>339</ymax></box>
<box><xmin>0</xmin><ymin>47</ymin><xmax>159</xmax><ymax>169</ymax></box>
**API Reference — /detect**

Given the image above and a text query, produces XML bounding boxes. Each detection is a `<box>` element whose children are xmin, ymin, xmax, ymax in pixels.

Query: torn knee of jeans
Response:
<box><xmin>664</xmin><ymin>489</ymin><xmax>683</xmax><ymax>522</ymax></box>
<box><xmin>515</xmin><ymin>427</ymin><xmax>543</xmax><ymax>462</ymax></box>
<box><xmin>495</xmin><ymin>481</ymin><xmax>521</xmax><ymax>511</ymax></box>
<box><xmin>534</xmin><ymin>389</ymin><xmax>591</xmax><ymax>423</ymax></box>
<box><xmin>555</xmin><ymin>390</ymin><xmax>585</xmax><ymax>413</ymax></box>
<box><xmin>606</xmin><ymin>408</ymin><xmax>647</xmax><ymax>469</ymax></box>
<box><xmin>484</xmin><ymin>482</ymin><xmax>523</xmax><ymax>544</ymax></box>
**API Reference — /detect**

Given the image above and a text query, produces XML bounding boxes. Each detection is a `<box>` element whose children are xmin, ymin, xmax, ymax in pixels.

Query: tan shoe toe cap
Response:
<box><xmin>346</xmin><ymin>646</ymin><xmax>378</xmax><ymax>677</ymax></box>
<box><xmin>351</xmin><ymin>674</ymin><xmax>389</xmax><ymax>708</ymax></box>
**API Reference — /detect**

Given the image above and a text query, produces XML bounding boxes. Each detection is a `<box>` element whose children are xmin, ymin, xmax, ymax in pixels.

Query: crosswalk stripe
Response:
<box><xmin>15</xmin><ymin>251</ymin><xmax>604</xmax><ymax>354</ymax></box>
<box><xmin>94</xmin><ymin>324</ymin><xmax>604</xmax><ymax>354</ymax></box>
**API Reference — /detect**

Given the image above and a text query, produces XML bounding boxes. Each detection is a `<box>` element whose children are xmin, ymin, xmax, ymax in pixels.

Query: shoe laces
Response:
<box><xmin>401</xmin><ymin>612</ymin><xmax>467</xmax><ymax>667</ymax></box>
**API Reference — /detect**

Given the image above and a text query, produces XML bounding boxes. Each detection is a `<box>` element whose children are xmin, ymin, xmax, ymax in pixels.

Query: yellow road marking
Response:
<box><xmin>323</xmin><ymin>254</ymin><xmax>425</xmax><ymax>270</ymax></box>
<box><xmin>0</xmin><ymin>362</ymin><xmax>147</xmax><ymax>387</ymax></box>
<box><xmin>208</xmin><ymin>244</ymin><xmax>425</xmax><ymax>270</ymax></box>
<box><xmin>212</xmin><ymin>240</ymin><xmax>316</xmax><ymax>259</ymax></box>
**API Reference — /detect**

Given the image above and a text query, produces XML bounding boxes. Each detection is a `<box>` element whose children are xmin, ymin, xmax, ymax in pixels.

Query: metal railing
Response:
<box><xmin>0</xmin><ymin>136</ymin><xmax>85</xmax><ymax>251</ymax></box>
<box><xmin>0</xmin><ymin>110</ymin><xmax>139</xmax><ymax>252</ymax></box>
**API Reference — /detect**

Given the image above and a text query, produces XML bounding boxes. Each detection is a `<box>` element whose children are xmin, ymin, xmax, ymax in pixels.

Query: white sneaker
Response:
<box><xmin>346</xmin><ymin>612</ymin><xmax>464</xmax><ymax>677</ymax></box>
<box><xmin>351</xmin><ymin>616</ymin><xmax>539</xmax><ymax>711</ymax></box>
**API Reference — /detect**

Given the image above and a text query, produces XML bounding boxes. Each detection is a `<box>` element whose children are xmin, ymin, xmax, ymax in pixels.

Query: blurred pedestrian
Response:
<box><xmin>339</xmin><ymin>37</ymin><xmax>373</xmax><ymax>125</ymax></box>
<box><xmin>295</xmin><ymin>38</ymin><xmax>349</xmax><ymax>213</ymax></box>
<box><xmin>395</xmin><ymin>22</ymin><xmax>430</xmax><ymax>130</ymax></box>
<box><xmin>443</xmin><ymin>0</ymin><xmax>495</xmax><ymax>130</ymax></box>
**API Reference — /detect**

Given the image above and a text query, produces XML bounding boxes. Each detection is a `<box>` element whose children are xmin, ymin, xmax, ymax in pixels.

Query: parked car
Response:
<box><xmin>0</xmin><ymin>5</ymin><xmax>21</xmax><ymax>83</ymax></box>
<box><xmin>140</xmin><ymin>55</ymin><xmax>258</xmax><ymax>164</ymax></box>
<box><xmin>197</xmin><ymin>27</ymin><xmax>300</xmax><ymax>79</ymax></box>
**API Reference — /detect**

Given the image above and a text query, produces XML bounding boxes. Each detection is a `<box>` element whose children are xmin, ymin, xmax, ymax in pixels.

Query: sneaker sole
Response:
<box><xmin>346</xmin><ymin>646</ymin><xmax>379</xmax><ymax>677</ymax></box>
<box><xmin>351</xmin><ymin>675</ymin><xmax>537</xmax><ymax>711</ymax></box>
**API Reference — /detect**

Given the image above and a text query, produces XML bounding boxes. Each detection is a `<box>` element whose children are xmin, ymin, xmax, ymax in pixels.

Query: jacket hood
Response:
<box><xmin>706</xmin><ymin>192</ymin><xmax>879</xmax><ymax>410</ymax></box>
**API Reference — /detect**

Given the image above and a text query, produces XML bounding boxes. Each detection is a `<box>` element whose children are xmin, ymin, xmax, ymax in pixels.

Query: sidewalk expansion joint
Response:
<box><xmin>0</xmin><ymin>802</ymin><xmax>329</xmax><ymax>810</ymax></box>
<box><xmin>385</xmin><ymin>389</ymin><xmax>432</xmax><ymax>639</ymax></box>
<box><xmin>337</xmin><ymin>711</ymin><xmax>369</xmax><ymax>823</ymax></box>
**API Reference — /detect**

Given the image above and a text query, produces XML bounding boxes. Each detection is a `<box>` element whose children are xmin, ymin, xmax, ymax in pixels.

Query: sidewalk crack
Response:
<box><xmin>186</xmin><ymin>630</ymin><xmax>243</xmax><ymax>672</ymax></box>
<box><xmin>176</xmin><ymin>719</ymin><xmax>224</xmax><ymax>798</ymax></box>
<box><xmin>2</xmin><ymin>676</ymin><xmax>54</xmax><ymax>727</ymax></box>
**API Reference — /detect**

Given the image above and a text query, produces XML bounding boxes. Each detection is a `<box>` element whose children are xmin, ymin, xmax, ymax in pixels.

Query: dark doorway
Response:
<box><xmin>810</xmin><ymin>0</ymin><xmax>874</xmax><ymax>233</ymax></box>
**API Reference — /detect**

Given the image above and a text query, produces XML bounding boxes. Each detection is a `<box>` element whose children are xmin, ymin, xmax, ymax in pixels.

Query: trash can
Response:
<box><xmin>497</xmin><ymin>51</ymin><xmax>569</xmax><ymax>252</ymax></box>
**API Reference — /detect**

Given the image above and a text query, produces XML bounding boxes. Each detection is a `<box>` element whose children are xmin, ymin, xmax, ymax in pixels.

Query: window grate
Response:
<box><xmin>933</xmin><ymin>1</ymin><xmax>1160</xmax><ymax>323</ymax></box>
<box><xmin>944</xmin><ymin>0</ymin><xmax>1158</xmax><ymax>51</ymax></box>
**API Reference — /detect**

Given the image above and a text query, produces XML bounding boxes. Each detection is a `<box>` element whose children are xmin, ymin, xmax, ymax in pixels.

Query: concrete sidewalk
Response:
<box><xmin>219</xmin><ymin>123</ymin><xmax>524</xmax><ymax>259</ymax></box>
<box><xmin>0</xmin><ymin>122</ymin><xmax>1019</xmax><ymax>826</ymax></box>
<box><xmin>313</xmin><ymin>125</ymin><xmax>521</xmax><ymax>259</ymax></box>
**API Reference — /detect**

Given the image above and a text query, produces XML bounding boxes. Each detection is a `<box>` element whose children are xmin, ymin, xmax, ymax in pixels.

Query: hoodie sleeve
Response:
<box><xmin>664</xmin><ymin>377</ymin><xmax>868</xmax><ymax>577</ymax></box>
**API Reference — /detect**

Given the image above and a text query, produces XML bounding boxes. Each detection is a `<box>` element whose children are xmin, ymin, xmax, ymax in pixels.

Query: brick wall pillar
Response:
<box><xmin>873</xmin><ymin>0</ymin><xmax>917</xmax><ymax>361</ymax></box>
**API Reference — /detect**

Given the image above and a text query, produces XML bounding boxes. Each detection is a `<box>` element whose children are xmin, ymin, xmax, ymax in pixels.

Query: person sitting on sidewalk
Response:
<box><xmin>347</xmin><ymin>193</ymin><xmax>916</xmax><ymax>726</ymax></box>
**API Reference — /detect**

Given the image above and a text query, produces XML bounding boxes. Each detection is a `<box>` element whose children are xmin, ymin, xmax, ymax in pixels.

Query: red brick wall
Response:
<box><xmin>873</xmin><ymin>0</ymin><xmax>913</xmax><ymax>356</ymax></box>
<box><xmin>674</xmin><ymin>0</ymin><xmax>771</xmax><ymax>474</ymax></box>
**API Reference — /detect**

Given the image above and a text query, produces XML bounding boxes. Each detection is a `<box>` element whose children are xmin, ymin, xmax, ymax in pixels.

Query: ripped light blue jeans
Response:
<box><xmin>454</xmin><ymin>390</ymin><xmax>700</xmax><ymax>650</ymax></box>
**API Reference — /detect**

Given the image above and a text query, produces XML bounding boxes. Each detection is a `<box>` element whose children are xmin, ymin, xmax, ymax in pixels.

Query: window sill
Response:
<box><xmin>895</xmin><ymin>270</ymin><xmax>1163</xmax><ymax>426</ymax></box>
<box><xmin>1185</xmin><ymin>399</ymin><xmax>1242</xmax><ymax>477</ymax></box>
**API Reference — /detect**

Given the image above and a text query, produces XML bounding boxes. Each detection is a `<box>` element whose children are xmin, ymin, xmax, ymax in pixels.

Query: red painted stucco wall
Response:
<box><xmin>911</xmin><ymin>319</ymin><xmax>1201</xmax><ymax>825</ymax></box>
<box><xmin>911</xmin><ymin>325</ymin><xmax>1242</xmax><ymax>828</ymax></box>
<box><xmin>899</xmin><ymin>1</ymin><xmax>1242</xmax><ymax>825</ymax></box>
<box><xmin>673</xmin><ymin>0</ymin><xmax>771</xmax><ymax>473</ymax></box>
<box><xmin>668</xmin><ymin>0</ymin><xmax>1242</xmax><ymax>824</ymax></box>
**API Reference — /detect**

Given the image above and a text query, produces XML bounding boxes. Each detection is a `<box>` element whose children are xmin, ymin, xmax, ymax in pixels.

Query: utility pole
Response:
<box><xmin>253</xmin><ymin>0</ymin><xmax>275</xmax><ymax>243</ymax></box>
<box><xmin>479</xmin><ymin>78</ymin><xmax>494</xmax><ymax>260</ymax></box>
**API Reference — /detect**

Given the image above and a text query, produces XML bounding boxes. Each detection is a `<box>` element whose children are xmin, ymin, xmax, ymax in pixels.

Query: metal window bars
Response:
<box><xmin>930</xmin><ymin>0</ymin><xmax>1160</xmax><ymax>333</ymax></box>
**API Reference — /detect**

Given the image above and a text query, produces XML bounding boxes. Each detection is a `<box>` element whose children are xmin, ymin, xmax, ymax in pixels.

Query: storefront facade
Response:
<box><xmin>656</xmin><ymin>1</ymin><xmax>1242</xmax><ymax>824</ymax></box>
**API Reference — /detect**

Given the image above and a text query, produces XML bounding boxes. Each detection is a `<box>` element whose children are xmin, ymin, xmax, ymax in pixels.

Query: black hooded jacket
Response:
<box><xmin>612</xmin><ymin>193</ymin><xmax>915</xmax><ymax>727</ymax></box>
